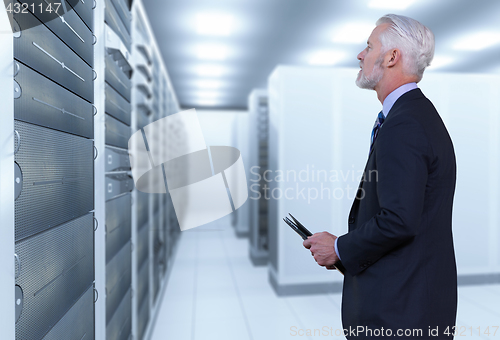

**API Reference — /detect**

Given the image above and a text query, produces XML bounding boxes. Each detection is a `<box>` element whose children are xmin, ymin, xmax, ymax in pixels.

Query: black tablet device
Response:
<box><xmin>283</xmin><ymin>213</ymin><xmax>312</xmax><ymax>240</ymax></box>
<box><xmin>283</xmin><ymin>213</ymin><xmax>345</xmax><ymax>275</ymax></box>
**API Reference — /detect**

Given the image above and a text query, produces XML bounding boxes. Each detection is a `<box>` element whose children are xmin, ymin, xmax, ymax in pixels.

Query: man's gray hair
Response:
<box><xmin>376</xmin><ymin>14</ymin><xmax>434</xmax><ymax>82</ymax></box>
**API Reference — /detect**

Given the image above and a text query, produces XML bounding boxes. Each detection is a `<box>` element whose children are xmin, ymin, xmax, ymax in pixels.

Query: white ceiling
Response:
<box><xmin>141</xmin><ymin>0</ymin><xmax>500</xmax><ymax>110</ymax></box>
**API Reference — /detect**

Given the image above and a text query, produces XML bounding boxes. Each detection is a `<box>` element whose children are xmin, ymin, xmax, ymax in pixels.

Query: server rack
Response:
<box><xmin>12</xmin><ymin>0</ymin><xmax>96</xmax><ymax>338</ymax></box>
<box><xmin>130</xmin><ymin>2</ymin><xmax>182</xmax><ymax>339</ymax></box>
<box><xmin>0</xmin><ymin>5</ymin><xmax>15</xmax><ymax>339</ymax></box>
<box><xmin>102</xmin><ymin>0</ymin><xmax>133</xmax><ymax>339</ymax></box>
<box><xmin>248</xmin><ymin>89</ymin><xmax>270</xmax><ymax>266</ymax></box>
<box><xmin>1</xmin><ymin>0</ymin><xmax>182</xmax><ymax>338</ymax></box>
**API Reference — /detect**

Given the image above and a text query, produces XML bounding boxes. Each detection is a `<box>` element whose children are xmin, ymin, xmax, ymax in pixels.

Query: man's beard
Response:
<box><xmin>355</xmin><ymin>58</ymin><xmax>384</xmax><ymax>89</ymax></box>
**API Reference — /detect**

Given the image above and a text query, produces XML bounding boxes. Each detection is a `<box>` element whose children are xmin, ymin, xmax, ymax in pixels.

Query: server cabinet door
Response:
<box><xmin>137</xmin><ymin>291</ymin><xmax>150</xmax><ymax>340</ymax></box>
<box><xmin>136</xmin><ymin>258</ymin><xmax>149</xmax><ymax>309</ymax></box>
<box><xmin>105</xmin><ymin>173</ymin><xmax>134</xmax><ymax>201</ymax></box>
<box><xmin>42</xmin><ymin>285</ymin><xmax>95</xmax><ymax>340</ymax></box>
<box><xmin>67</xmin><ymin>0</ymin><xmax>94</xmax><ymax>31</ymax></box>
<box><xmin>104</xmin><ymin>0</ymin><xmax>131</xmax><ymax>51</ymax></box>
<box><xmin>14</xmin><ymin>62</ymin><xmax>94</xmax><ymax>139</ymax></box>
<box><xmin>13</xmin><ymin>11</ymin><xmax>94</xmax><ymax>102</ymax></box>
<box><xmin>110</xmin><ymin>0</ymin><xmax>131</xmax><ymax>33</ymax></box>
<box><xmin>106</xmin><ymin>194</ymin><xmax>131</xmax><ymax>261</ymax></box>
<box><xmin>106</xmin><ymin>288</ymin><xmax>132</xmax><ymax>340</ymax></box>
<box><xmin>105</xmin><ymin>54</ymin><xmax>131</xmax><ymax>102</ymax></box>
<box><xmin>106</xmin><ymin>241</ymin><xmax>131</xmax><ymax>324</ymax></box>
<box><xmin>137</xmin><ymin>223</ymin><xmax>149</xmax><ymax>269</ymax></box>
<box><xmin>14</xmin><ymin>121</ymin><xmax>94</xmax><ymax>242</ymax></box>
<box><xmin>105</xmin><ymin>113</ymin><xmax>131</xmax><ymax>149</ymax></box>
<box><xmin>105</xmin><ymin>146</ymin><xmax>131</xmax><ymax>172</ymax></box>
<box><xmin>27</xmin><ymin>0</ymin><xmax>94</xmax><ymax>67</ymax></box>
<box><xmin>136</xmin><ymin>190</ymin><xmax>149</xmax><ymax>228</ymax></box>
<box><xmin>15</xmin><ymin>213</ymin><xmax>94</xmax><ymax>340</ymax></box>
<box><xmin>105</xmin><ymin>83</ymin><xmax>131</xmax><ymax>126</ymax></box>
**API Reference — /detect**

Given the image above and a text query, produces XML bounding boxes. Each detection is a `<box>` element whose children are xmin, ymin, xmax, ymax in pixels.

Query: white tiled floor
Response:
<box><xmin>151</xmin><ymin>216</ymin><xmax>500</xmax><ymax>340</ymax></box>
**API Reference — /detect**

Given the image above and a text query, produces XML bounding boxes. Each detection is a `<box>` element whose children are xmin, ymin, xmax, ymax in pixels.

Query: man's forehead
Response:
<box><xmin>367</xmin><ymin>23</ymin><xmax>389</xmax><ymax>45</ymax></box>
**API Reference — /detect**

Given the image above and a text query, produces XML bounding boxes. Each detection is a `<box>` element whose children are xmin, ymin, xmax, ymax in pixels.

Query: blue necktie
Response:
<box><xmin>370</xmin><ymin>111</ymin><xmax>385</xmax><ymax>153</ymax></box>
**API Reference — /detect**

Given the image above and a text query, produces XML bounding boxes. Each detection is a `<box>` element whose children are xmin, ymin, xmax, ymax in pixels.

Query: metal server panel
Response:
<box><xmin>26</xmin><ymin>0</ymin><xmax>94</xmax><ymax>67</ymax></box>
<box><xmin>106</xmin><ymin>288</ymin><xmax>131</xmax><ymax>340</ymax></box>
<box><xmin>136</xmin><ymin>190</ymin><xmax>149</xmax><ymax>227</ymax></box>
<box><xmin>106</xmin><ymin>241</ymin><xmax>131</xmax><ymax>324</ymax></box>
<box><xmin>105</xmin><ymin>83</ymin><xmax>131</xmax><ymax>126</ymax></box>
<box><xmin>152</xmin><ymin>211</ymin><xmax>159</xmax><ymax>301</ymax></box>
<box><xmin>105</xmin><ymin>173</ymin><xmax>134</xmax><ymax>201</ymax></box>
<box><xmin>137</xmin><ymin>222</ymin><xmax>149</xmax><ymax>269</ymax></box>
<box><xmin>110</xmin><ymin>0</ymin><xmax>131</xmax><ymax>33</ymax></box>
<box><xmin>13</xmin><ymin>11</ymin><xmax>94</xmax><ymax>102</ymax></box>
<box><xmin>106</xmin><ymin>193</ymin><xmax>131</xmax><ymax>261</ymax></box>
<box><xmin>105</xmin><ymin>54</ymin><xmax>131</xmax><ymax>102</ymax></box>
<box><xmin>136</xmin><ymin>258</ymin><xmax>149</xmax><ymax>309</ymax></box>
<box><xmin>137</xmin><ymin>292</ymin><xmax>150</xmax><ymax>340</ymax></box>
<box><xmin>42</xmin><ymin>285</ymin><xmax>94</xmax><ymax>340</ymax></box>
<box><xmin>15</xmin><ymin>213</ymin><xmax>94</xmax><ymax>340</ymax></box>
<box><xmin>136</xmin><ymin>108</ymin><xmax>150</xmax><ymax>129</ymax></box>
<box><xmin>105</xmin><ymin>113</ymin><xmax>131</xmax><ymax>149</ymax></box>
<box><xmin>14</xmin><ymin>120</ymin><xmax>94</xmax><ymax>242</ymax></box>
<box><xmin>104</xmin><ymin>0</ymin><xmax>131</xmax><ymax>51</ymax></box>
<box><xmin>14</xmin><ymin>62</ymin><xmax>94</xmax><ymax>139</ymax></box>
<box><xmin>66</xmin><ymin>0</ymin><xmax>94</xmax><ymax>31</ymax></box>
<box><xmin>105</xmin><ymin>146</ymin><xmax>131</xmax><ymax>172</ymax></box>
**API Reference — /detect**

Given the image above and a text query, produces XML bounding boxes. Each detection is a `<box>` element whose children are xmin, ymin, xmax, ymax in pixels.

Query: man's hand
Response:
<box><xmin>303</xmin><ymin>232</ymin><xmax>339</xmax><ymax>269</ymax></box>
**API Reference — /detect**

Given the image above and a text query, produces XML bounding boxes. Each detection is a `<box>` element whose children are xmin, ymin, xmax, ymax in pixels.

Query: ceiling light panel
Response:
<box><xmin>195</xmin><ymin>98</ymin><xmax>220</xmax><ymax>106</ymax></box>
<box><xmin>332</xmin><ymin>23</ymin><xmax>374</xmax><ymax>44</ymax></box>
<box><xmin>196</xmin><ymin>13</ymin><xmax>234</xmax><ymax>36</ymax></box>
<box><xmin>196</xmin><ymin>65</ymin><xmax>225</xmax><ymax>77</ymax></box>
<box><xmin>196</xmin><ymin>45</ymin><xmax>228</xmax><ymax>60</ymax></box>
<box><xmin>308</xmin><ymin>51</ymin><xmax>345</xmax><ymax>66</ymax></box>
<box><xmin>196</xmin><ymin>91</ymin><xmax>222</xmax><ymax>98</ymax></box>
<box><xmin>196</xmin><ymin>80</ymin><xmax>223</xmax><ymax>89</ymax></box>
<box><xmin>368</xmin><ymin>0</ymin><xmax>417</xmax><ymax>10</ymax></box>
<box><xmin>453</xmin><ymin>32</ymin><xmax>500</xmax><ymax>51</ymax></box>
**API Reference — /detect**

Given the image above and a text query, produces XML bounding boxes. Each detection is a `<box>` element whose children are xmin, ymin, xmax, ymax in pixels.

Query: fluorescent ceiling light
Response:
<box><xmin>196</xmin><ymin>80</ymin><xmax>223</xmax><ymax>89</ymax></box>
<box><xmin>453</xmin><ymin>32</ymin><xmax>500</xmax><ymax>51</ymax></box>
<box><xmin>195</xmin><ymin>99</ymin><xmax>219</xmax><ymax>106</ymax></box>
<box><xmin>196</xmin><ymin>13</ymin><xmax>234</xmax><ymax>36</ymax></box>
<box><xmin>368</xmin><ymin>0</ymin><xmax>417</xmax><ymax>10</ymax></box>
<box><xmin>196</xmin><ymin>91</ymin><xmax>221</xmax><ymax>99</ymax></box>
<box><xmin>428</xmin><ymin>56</ymin><xmax>454</xmax><ymax>70</ymax></box>
<box><xmin>197</xmin><ymin>45</ymin><xmax>228</xmax><ymax>60</ymax></box>
<box><xmin>196</xmin><ymin>65</ymin><xmax>224</xmax><ymax>77</ymax></box>
<box><xmin>308</xmin><ymin>51</ymin><xmax>345</xmax><ymax>66</ymax></box>
<box><xmin>332</xmin><ymin>23</ymin><xmax>374</xmax><ymax>44</ymax></box>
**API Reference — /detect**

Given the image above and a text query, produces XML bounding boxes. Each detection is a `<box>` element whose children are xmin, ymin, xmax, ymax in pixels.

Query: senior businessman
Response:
<box><xmin>303</xmin><ymin>14</ymin><xmax>457</xmax><ymax>339</ymax></box>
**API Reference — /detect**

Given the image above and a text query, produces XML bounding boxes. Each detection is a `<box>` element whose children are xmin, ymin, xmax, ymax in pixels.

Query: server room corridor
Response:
<box><xmin>3</xmin><ymin>1</ymin><xmax>500</xmax><ymax>339</ymax></box>
<box><xmin>150</xmin><ymin>215</ymin><xmax>500</xmax><ymax>340</ymax></box>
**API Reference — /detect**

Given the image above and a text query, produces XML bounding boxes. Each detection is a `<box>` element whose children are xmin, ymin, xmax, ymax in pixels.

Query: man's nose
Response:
<box><xmin>357</xmin><ymin>50</ymin><xmax>364</xmax><ymax>60</ymax></box>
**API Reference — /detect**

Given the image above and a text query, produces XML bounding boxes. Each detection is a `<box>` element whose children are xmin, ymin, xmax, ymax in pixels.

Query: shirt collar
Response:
<box><xmin>382</xmin><ymin>82</ymin><xmax>418</xmax><ymax>118</ymax></box>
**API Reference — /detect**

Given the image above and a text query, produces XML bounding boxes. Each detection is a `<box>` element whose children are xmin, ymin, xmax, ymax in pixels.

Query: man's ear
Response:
<box><xmin>387</xmin><ymin>49</ymin><xmax>401</xmax><ymax>68</ymax></box>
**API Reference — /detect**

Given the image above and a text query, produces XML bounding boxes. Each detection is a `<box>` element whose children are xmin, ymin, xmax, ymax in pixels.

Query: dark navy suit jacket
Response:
<box><xmin>337</xmin><ymin>88</ymin><xmax>457</xmax><ymax>339</ymax></box>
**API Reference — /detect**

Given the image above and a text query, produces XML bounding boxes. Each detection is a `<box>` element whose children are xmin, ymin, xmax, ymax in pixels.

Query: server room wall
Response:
<box><xmin>197</xmin><ymin>110</ymin><xmax>250</xmax><ymax>236</ymax></box>
<box><xmin>247</xmin><ymin>89</ymin><xmax>270</xmax><ymax>266</ymax></box>
<box><xmin>231</xmin><ymin>113</ymin><xmax>251</xmax><ymax>236</ymax></box>
<box><xmin>197</xmin><ymin>110</ymin><xmax>247</xmax><ymax>147</ymax></box>
<box><xmin>3</xmin><ymin>0</ymin><xmax>182</xmax><ymax>338</ymax></box>
<box><xmin>264</xmin><ymin>65</ymin><xmax>500</xmax><ymax>296</ymax></box>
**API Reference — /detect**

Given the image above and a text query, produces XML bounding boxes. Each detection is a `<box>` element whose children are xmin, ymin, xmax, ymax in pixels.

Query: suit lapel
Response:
<box><xmin>347</xmin><ymin>88</ymin><xmax>425</xmax><ymax>229</ymax></box>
